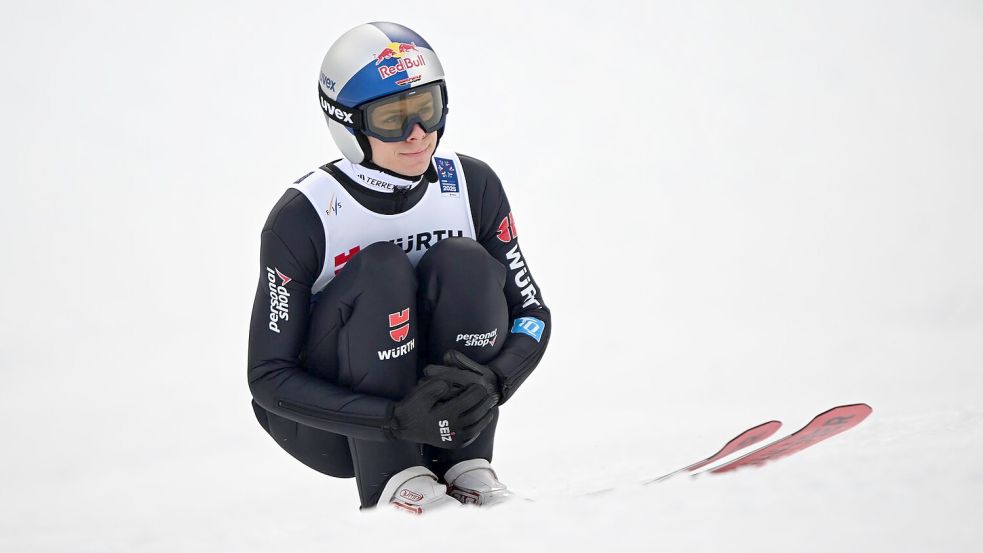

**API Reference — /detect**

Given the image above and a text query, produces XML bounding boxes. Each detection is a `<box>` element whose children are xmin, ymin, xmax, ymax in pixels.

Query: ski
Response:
<box><xmin>580</xmin><ymin>420</ymin><xmax>784</xmax><ymax>496</ymax></box>
<box><xmin>640</xmin><ymin>420</ymin><xmax>783</xmax><ymax>485</ymax></box>
<box><xmin>555</xmin><ymin>404</ymin><xmax>871</xmax><ymax>501</ymax></box>
<box><xmin>700</xmin><ymin>403</ymin><xmax>873</xmax><ymax>475</ymax></box>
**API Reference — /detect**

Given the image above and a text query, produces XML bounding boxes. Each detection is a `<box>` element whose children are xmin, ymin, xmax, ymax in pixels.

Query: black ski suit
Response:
<box><xmin>247</xmin><ymin>154</ymin><xmax>550</xmax><ymax>507</ymax></box>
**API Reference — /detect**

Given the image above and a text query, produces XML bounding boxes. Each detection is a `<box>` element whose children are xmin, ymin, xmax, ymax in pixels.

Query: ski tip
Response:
<box><xmin>824</xmin><ymin>403</ymin><xmax>873</xmax><ymax>418</ymax></box>
<box><xmin>682</xmin><ymin>419</ymin><xmax>786</xmax><ymax>473</ymax></box>
<box><xmin>702</xmin><ymin>404</ymin><xmax>874</xmax><ymax>476</ymax></box>
<box><xmin>832</xmin><ymin>402</ymin><xmax>871</xmax><ymax>410</ymax></box>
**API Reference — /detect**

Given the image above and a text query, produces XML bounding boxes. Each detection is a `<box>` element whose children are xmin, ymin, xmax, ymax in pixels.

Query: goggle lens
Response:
<box><xmin>361</xmin><ymin>82</ymin><xmax>447</xmax><ymax>141</ymax></box>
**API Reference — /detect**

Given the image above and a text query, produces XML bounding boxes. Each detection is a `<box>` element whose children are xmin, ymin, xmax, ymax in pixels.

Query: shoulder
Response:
<box><xmin>437</xmin><ymin>152</ymin><xmax>512</xmax><ymax>241</ymax></box>
<box><xmin>456</xmin><ymin>153</ymin><xmax>501</xmax><ymax>188</ymax></box>
<box><xmin>262</xmin><ymin>168</ymin><xmax>329</xmax><ymax>244</ymax></box>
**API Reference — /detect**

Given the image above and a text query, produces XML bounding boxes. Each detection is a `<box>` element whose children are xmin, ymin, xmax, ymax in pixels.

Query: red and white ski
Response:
<box><xmin>565</xmin><ymin>404</ymin><xmax>872</xmax><ymax>500</ymax></box>
<box><xmin>701</xmin><ymin>403</ymin><xmax>872</xmax><ymax>475</ymax></box>
<box><xmin>641</xmin><ymin>420</ymin><xmax>783</xmax><ymax>485</ymax></box>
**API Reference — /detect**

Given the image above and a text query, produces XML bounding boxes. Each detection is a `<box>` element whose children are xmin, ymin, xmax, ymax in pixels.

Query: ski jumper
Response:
<box><xmin>247</xmin><ymin>152</ymin><xmax>550</xmax><ymax>506</ymax></box>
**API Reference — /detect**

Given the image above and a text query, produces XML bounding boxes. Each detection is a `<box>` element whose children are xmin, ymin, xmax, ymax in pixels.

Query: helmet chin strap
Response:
<box><xmin>354</xmin><ymin>128</ymin><xmax>444</xmax><ymax>184</ymax></box>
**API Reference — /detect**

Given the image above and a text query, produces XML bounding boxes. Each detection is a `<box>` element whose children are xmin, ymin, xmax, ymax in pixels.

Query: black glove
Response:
<box><xmin>385</xmin><ymin>378</ymin><xmax>497</xmax><ymax>449</ymax></box>
<box><xmin>424</xmin><ymin>350</ymin><xmax>502</xmax><ymax>404</ymax></box>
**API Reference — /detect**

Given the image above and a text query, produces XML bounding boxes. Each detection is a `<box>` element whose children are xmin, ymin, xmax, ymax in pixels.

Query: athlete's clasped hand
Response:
<box><xmin>424</xmin><ymin>350</ymin><xmax>502</xmax><ymax>404</ymax></box>
<box><xmin>386</xmin><ymin>378</ymin><xmax>497</xmax><ymax>449</ymax></box>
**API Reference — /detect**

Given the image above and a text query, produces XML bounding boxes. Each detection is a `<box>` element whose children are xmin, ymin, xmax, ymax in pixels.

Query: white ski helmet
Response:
<box><xmin>318</xmin><ymin>22</ymin><xmax>448</xmax><ymax>164</ymax></box>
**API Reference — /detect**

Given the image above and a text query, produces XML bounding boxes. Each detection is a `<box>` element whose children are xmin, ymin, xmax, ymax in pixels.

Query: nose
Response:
<box><xmin>405</xmin><ymin>123</ymin><xmax>427</xmax><ymax>141</ymax></box>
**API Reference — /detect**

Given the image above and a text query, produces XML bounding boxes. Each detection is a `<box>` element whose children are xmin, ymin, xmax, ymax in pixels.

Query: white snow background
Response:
<box><xmin>2</xmin><ymin>1</ymin><xmax>981</xmax><ymax>551</ymax></box>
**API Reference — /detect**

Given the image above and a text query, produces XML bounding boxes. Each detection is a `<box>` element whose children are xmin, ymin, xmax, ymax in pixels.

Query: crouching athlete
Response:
<box><xmin>247</xmin><ymin>21</ymin><xmax>550</xmax><ymax>512</ymax></box>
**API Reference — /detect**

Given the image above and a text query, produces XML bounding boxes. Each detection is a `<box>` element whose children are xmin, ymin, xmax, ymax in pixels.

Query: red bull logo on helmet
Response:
<box><xmin>374</xmin><ymin>41</ymin><xmax>419</xmax><ymax>65</ymax></box>
<box><xmin>374</xmin><ymin>42</ymin><xmax>426</xmax><ymax>80</ymax></box>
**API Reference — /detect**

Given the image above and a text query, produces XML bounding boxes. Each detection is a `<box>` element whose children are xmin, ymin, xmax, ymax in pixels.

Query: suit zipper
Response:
<box><xmin>393</xmin><ymin>186</ymin><xmax>408</xmax><ymax>213</ymax></box>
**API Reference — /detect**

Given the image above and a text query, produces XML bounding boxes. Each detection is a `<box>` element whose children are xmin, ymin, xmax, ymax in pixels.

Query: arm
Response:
<box><xmin>461</xmin><ymin>155</ymin><xmax>552</xmax><ymax>403</ymax></box>
<box><xmin>247</xmin><ymin>190</ymin><xmax>395</xmax><ymax>440</ymax></box>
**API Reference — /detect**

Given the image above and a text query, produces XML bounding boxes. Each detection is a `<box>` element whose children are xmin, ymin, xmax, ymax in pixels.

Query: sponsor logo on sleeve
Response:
<box><xmin>293</xmin><ymin>171</ymin><xmax>314</xmax><ymax>185</ymax></box>
<box><xmin>496</xmin><ymin>212</ymin><xmax>517</xmax><ymax>242</ymax></box>
<box><xmin>266</xmin><ymin>267</ymin><xmax>292</xmax><ymax>334</ymax></box>
<box><xmin>455</xmin><ymin>329</ymin><xmax>498</xmax><ymax>347</ymax></box>
<box><xmin>434</xmin><ymin>157</ymin><xmax>460</xmax><ymax>195</ymax></box>
<box><xmin>511</xmin><ymin>317</ymin><xmax>544</xmax><ymax>342</ymax></box>
<box><xmin>504</xmin><ymin>244</ymin><xmax>541</xmax><ymax>308</ymax></box>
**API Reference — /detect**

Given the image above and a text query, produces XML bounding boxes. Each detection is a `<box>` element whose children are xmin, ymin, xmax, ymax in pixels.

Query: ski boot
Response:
<box><xmin>377</xmin><ymin>466</ymin><xmax>462</xmax><ymax>514</ymax></box>
<box><xmin>444</xmin><ymin>459</ymin><xmax>512</xmax><ymax>506</ymax></box>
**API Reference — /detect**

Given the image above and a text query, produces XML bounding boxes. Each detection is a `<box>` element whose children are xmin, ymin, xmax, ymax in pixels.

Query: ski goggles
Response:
<box><xmin>318</xmin><ymin>81</ymin><xmax>448</xmax><ymax>142</ymax></box>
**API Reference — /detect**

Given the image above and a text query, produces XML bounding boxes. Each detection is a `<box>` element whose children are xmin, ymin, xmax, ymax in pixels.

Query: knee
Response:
<box><xmin>348</xmin><ymin>241</ymin><xmax>415</xmax><ymax>282</ymax></box>
<box><xmin>419</xmin><ymin>237</ymin><xmax>504</xmax><ymax>285</ymax></box>
<box><xmin>426</xmin><ymin>236</ymin><xmax>484</xmax><ymax>262</ymax></box>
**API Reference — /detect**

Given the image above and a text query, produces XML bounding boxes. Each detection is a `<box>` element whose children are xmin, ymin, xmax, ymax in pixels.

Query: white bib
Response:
<box><xmin>293</xmin><ymin>151</ymin><xmax>477</xmax><ymax>294</ymax></box>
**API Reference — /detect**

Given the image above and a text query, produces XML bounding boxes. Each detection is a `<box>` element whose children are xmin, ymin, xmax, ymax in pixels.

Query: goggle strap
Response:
<box><xmin>318</xmin><ymin>86</ymin><xmax>365</xmax><ymax>130</ymax></box>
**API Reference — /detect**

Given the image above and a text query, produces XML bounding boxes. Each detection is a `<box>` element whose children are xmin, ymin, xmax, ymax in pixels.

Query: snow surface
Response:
<box><xmin>2</xmin><ymin>1</ymin><xmax>982</xmax><ymax>551</ymax></box>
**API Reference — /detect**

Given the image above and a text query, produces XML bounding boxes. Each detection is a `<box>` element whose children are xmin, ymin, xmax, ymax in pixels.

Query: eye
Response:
<box><xmin>417</xmin><ymin>101</ymin><xmax>435</xmax><ymax>118</ymax></box>
<box><xmin>373</xmin><ymin>112</ymin><xmax>403</xmax><ymax>128</ymax></box>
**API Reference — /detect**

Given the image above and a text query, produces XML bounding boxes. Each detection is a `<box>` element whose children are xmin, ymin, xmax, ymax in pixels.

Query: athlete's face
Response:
<box><xmin>367</xmin><ymin>124</ymin><xmax>437</xmax><ymax>177</ymax></box>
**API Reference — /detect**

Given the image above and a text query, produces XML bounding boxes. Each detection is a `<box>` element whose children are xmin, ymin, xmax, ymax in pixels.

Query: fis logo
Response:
<box><xmin>439</xmin><ymin>419</ymin><xmax>454</xmax><ymax>442</ymax></box>
<box><xmin>266</xmin><ymin>267</ymin><xmax>291</xmax><ymax>334</ymax></box>
<box><xmin>388</xmin><ymin>308</ymin><xmax>410</xmax><ymax>342</ymax></box>
<box><xmin>496</xmin><ymin>212</ymin><xmax>518</xmax><ymax>243</ymax></box>
<box><xmin>456</xmin><ymin>329</ymin><xmax>498</xmax><ymax>348</ymax></box>
<box><xmin>326</xmin><ymin>194</ymin><xmax>341</xmax><ymax>217</ymax></box>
